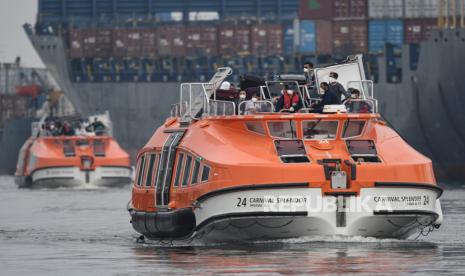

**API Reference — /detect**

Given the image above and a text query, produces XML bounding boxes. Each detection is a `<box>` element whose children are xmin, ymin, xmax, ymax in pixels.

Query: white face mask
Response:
<box><xmin>239</xmin><ymin>94</ymin><xmax>246</xmax><ymax>99</ymax></box>
<box><xmin>287</xmin><ymin>90</ymin><xmax>294</xmax><ymax>95</ymax></box>
<box><xmin>251</xmin><ymin>97</ymin><xmax>258</xmax><ymax>102</ymax></box>
<box><xmin>320</xmin><ymin>88</ymin><xmax>325</xmax><ymax>93</ymax></box>
<box><xmin>328</xmin><ymin>77</ymin><xmax>336</xmax><ymax>83</ymax></box>
<box><xmin>303</xmin><ymin>68</ymin><xmax>309</xmax><ymax>73</ymax></box>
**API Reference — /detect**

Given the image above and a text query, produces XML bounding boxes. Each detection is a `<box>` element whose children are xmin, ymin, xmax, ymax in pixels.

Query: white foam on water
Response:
<box><xmin>136</xmin><ymin>234</ymin><xmax>427</xmax><ymax>249</ymax></box>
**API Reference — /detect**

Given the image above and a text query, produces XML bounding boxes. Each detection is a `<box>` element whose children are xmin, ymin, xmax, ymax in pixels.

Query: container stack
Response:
<box><xmin>61</xmin><ymin>0</ymin><xmax>458</xmax><ymax>83</ymax></box>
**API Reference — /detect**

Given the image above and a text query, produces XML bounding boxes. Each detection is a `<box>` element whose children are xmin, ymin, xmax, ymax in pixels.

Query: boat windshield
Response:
<box><xmin>267</xmin><ymin>121</ymin><xmax>297</xmax><ymax>139</ymax></box>
<box><xmin>302</xmin><ymin>120</ymin><xmax>339</xmax><ymax>140</ymax></box>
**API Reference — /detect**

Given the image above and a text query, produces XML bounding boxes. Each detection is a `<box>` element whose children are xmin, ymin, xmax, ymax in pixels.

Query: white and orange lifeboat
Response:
<box><xmin>128</xmin><ymin>57</ymin><xmax>443</xmax><ymax>242</ymax></box>
<box><xmin>15</xmin><ymin>112</ymin><xmax>132</xmax><ymax>188</ymax></box>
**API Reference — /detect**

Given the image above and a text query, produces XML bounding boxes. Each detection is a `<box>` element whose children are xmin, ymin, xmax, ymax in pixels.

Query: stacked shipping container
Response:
<box><xmin>66</xmin><ymin>0</ymin><xmax>445</xmax><ymax>62</ymax></box>
<box><xmin>0</xmin><ymin>95</ymin><xmax>29</xmax><ymax>127</ymax></box>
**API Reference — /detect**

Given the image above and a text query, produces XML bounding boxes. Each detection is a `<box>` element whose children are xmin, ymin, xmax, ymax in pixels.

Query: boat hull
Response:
<box><xmin>129</xmin><ymin>185</ymin><xmax>443</xmax><ymax>242</ymax></box>
<box><xmin>17</xmin><ymin>166</ymin><xmax>132</xmax><ymax>188</ymax></box>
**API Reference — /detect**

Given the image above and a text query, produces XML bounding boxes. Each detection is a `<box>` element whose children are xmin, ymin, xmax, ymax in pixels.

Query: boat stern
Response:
<box><xmin>192</xmin><ymin>183</ymin><xmax>443</xmax><ymax>242</ymax></box>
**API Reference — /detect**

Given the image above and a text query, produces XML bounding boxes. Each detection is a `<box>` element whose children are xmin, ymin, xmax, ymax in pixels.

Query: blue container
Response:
<box><xmin>299</xmin><ymin>20</ymin><xmax>316</xmax><ymax>54</ymax></box>
<box><xmin>283</xmin><ymin>23</ymin><xmax>296</xmax><ymax>56</ymax></box>
<box><xmin>368</xmin><ymin>20</ymin><xmax>404</xmax><ymax>53</ymax></box>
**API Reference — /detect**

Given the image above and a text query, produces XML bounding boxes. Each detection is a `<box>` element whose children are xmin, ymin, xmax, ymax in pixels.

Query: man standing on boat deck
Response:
<box><xmin>328</xmin><ymin>72</ymin><xmax>349</xmax><ymax>104</ymax></box>
<box><xmin>304</xmin><ymin>62</ymin><xmax>315</xmax><ymax>87</ymax></box>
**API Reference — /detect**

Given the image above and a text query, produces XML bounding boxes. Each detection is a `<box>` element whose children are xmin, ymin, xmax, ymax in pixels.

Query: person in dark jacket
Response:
<box><xmin>328</xmin><ymin>72</ymin><xmax>350</xmax><ymax>104</ymax></box>
<box><xmin>312</xmin><ymin>82</ymin><xmax>339</xmax><ymax>113</ymax></box>
<box><xmin>304</xmin><ymin>62</ymin><xmax>315</xmax><ymax>86</ymax></box>
<box><xmin>275</xmin><ymin>88</ymin><xmax>303</xmax><ymax>113</ymax></box>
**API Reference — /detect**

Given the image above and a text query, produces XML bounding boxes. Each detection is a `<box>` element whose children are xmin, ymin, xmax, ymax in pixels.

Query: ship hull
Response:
<box><xmin>129</xmin><ymin>185</ymin><xmax>443</xmax><ymax>242</ymax></box>
<box><xmin>16</xmin><ymin>166</ymin><xmax>132</xmax><ymax>188</ymax></box>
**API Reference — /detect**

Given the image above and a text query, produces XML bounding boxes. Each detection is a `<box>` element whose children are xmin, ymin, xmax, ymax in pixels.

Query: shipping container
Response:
<box><xmin>141</xmin><ymin>29</ymin><xmax>157</xmax><ymax>57</ymax></box>
<box><xmin>0</xmin><ymin>95</ymin><xmax>28</xmax><ymax>122</ymax></box>
<box><xmin>81</xmin><ymin>29</ymin><xmax>113</xmax><ymax>58</ymax></box>
<box><xmin>333</xmin><ymin>20</ymin><xmax>368</xmax><ymax>55</ymax></box>
<box><xmin>316</xmin><ymin>20</ymin><xmax>333</xmax><ymax>54</ymax></box>
<box><xmin>404</xmin><ymin>19</ymin><xmax>437</xmax><ymax>44</ymax></box>
<box><xmin>299</xmin><ymin>0</ymin><xmax>334</xmax><ymax>20</ymax></box>
<box><xmin>112</xmin><ymin>29</ymin><xmax>142</xmax><ymax>58</ymax></box>
<box><xmin>334</xmin><ymin>0</ymin><xmax>350</xmax><ymax>18</ymax></box>
<box><xmin>251</xmin><ymin>24</ymin><xmax>268</xmax><ymax>57</ymax></box>
<box><xmin>299</xmin><ymin>20</ymin><xmax>316</xmax><ymax>53</ymax></box>
<box><xmin>266</xmin><ymin>24</ymin><xmax>283</xmax><ymax>56</ymax></box>
<box><xmin>405</xmin><ymin>0</ymin><xmax>440</xmax><ymax>18</ymax></box>
<box><xmin>218</xmin><ymin>24</ymin><xmax>236</xmax><ymax>56</ymax></box>
<box><xmin>283</xmin><ymin>23</ymin><xmax>296</xmax><ymax>56</ymax></box>
<box><xmin>157</xmin><ymin>26</ymin><xmax>186</xmax><ymax>57</ymax></box>
<box><xmin>235</xmin><ymin>25</ymin><xmax>251</xmax><ymax>55</ymax></box>
<box><xmin>186</xmin><ymin>26</ymin><xmax>218</xmax><ymax>57</ymax></box>
<box><xmin>368</xmin><ymin>20</ymin><xmax>404</xmax><ymax>53</ymax></box>
<box><xmin>69</xmin><ymin>29</ymin><xmax>83</xmax><ymax>58</ymax></box>
<box><xmin>368</xmin><ymin>0</ymin><xmax>403</xmax><ymax>19</ymax></box>
<box><xmin>334</xmin><ymin>0</ymin><xmax>368</xmax><ymax>19</ymax></box>
<box><xmin>349</xmin><ymin>0</ymin><xmax>368</xmax><ymax>18</ymax></box>
<box><xmin>81</xmin><ymin>29</ymin><xmax>98</xmax><ymax>58</ymax></box>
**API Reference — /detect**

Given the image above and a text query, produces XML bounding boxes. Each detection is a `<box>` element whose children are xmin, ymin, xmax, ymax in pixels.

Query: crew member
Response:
<box><xmin>61</xmin><ymin>121</ymin><xmax>75</xmax><ymax>136</ymax></box>
<box><xmin>275</xmin><ymin>88</ymin><xmax>302</xmax><ymax>113</ymax></box>
<box><xmin>244</xmin><ymin>94</ymin><xmax>262</xmax><ymax>114</ymax></box>
<box><xmin>345</xmin><ymin>89</ymin><xmax>373</xmax><ymax>113</ymax></box>
<box><xmin>86</xmin><ymin>117</ymin><xmax>106</xmax><ymax>135</ymax></box>
<box><xmin>304</xmin><ymin>62</ymin><xmax>315</xmax><ymax>86</ymax></box>
<box><xmin>237</xmin><ymin>90</ymin><xmax>247</xmax><ymax>114</ymax></box>
<box><xmin>328</xmin><ymin>72</ymin><xmax>350</xmax><ymax>103</ymax></box>
<box><xmin>312</xmin><ymin>82</ymin><xmax>339</xmax><ymax>113</ymax></box>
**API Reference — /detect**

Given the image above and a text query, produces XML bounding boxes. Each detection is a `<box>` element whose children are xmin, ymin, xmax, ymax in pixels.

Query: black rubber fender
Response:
<box><xmin>130</xmin><ymin>208</ymin><xmax>196</xmax><ymax>239</ymax></box>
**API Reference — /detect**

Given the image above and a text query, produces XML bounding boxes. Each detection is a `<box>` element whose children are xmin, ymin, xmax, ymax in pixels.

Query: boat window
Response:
<box><xmin>201</xmin><ymin>165</ymin><xmax>211</xmax><ymax>182</ymax></box>
<box><xmin>245</xmin><ymin>121</ymin><xmax>266</xmax><ymax>136</ymax></box>
<box><xmin>182</xmin><ymin>155</ymin><xmax>192</xmax><ymax>187</ymax></box>
<box><xmin>342</xmin><ymin>120</ymin><xmax>366</xmax><ymax>139</ymax></box>
<box><xmin>302</xmin><ymin>120</ymin><xmax>339</xmax><ymax>140</ymax></box>
<box><xmin>191</xmin><ymin>159</ymin><xmax>201</xmax><ymax>185</ymax></box>
<box><xmin>145</xmin><ymin>154</ymin><xmax>157</xmax><ymax>187</ymax></box>
<box><xmin>76</xmin><ymin>139</ymin><xmax>89</xmax><ymax>146</ymax></box>
<box><xmin>136</xmin><ymin>154</ymin><xmax>147</xmax><ymax>186</ymax></box>
<box><xmin>93</xmin><ymin>139</ymin><xmax>106</xmax><ymax>157</ymax></box>
<box><xmin>267</xmin><ymin>121</ymin><xmax>297</xmax><ymax>138</ymax></box>
<box><xmin>173</xmin><ymin>153</ymin><xmax>184</xmax><ymax>187</ymax></box>
<box><xmin>63</xmin><ymin>139</ymin><xmax>76</xmax><ymax>157</ymax></box>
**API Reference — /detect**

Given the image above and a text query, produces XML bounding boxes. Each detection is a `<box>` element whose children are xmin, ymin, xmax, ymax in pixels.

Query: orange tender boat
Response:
<box><xmin>15</xmin><ymin>113</ymin><xmax>132</xmax><ymax>188</ymax></box>
<box><xmin>128</xmin><ymin>56</ymin><xmax>443</xmax><ymax>242</ymax></box>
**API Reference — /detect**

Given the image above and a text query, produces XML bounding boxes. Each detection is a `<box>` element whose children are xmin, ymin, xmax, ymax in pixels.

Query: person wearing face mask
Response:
<box><xmin>275</xmin><ymin>87</ymin><xmax>302</xmax><ymax>113</ymax></box>
<box><xmin>303</xmin><ymin>62</ymin><xmax>315</xmax><ymax>86</ymax></box>
<box><xmin>311</xmin><ymin>82</ymin><xmax>339</xmax><ymax>113</ymax></box>
<box><xmin>327</xmin><ymin>72</ymin><xmax>350</xmax><ymax>104</ymax></box>
<box><xmin>344</xmin><ymin>89</ymin><xmax>373</xmax><ymax>113</ymax></box>
<box><xmin>244</xmin><ymin>94</ymin><xmax>262</xmax><ymax>114</ymax></box>
<box><xmin>236</xmin><ymin>90</ymin><xmax>248</xmax><ymax>114</ymax></box>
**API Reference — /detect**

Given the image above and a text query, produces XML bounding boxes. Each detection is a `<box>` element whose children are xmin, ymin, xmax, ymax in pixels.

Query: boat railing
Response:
<box><xmin>208</xmin><ymin>100</ymin><xmax>236</xmax><ymax>116</ymax></box>
<box><xmin>170</xmin><ymin>103</ymin><xmax>180</xmax><ymax>118</ymax></box>
<box><xmin>238</xmin><ymin>100</ymin><xmax>274</xmax><ymax>115</ymax></box>
<box><xmin>344</xmin><ymin>99</ymin><xmax>377</xmax><ymax>114</ymax></box>
<box><xmin>180</xmin><ymin>83</ymin><xmax>211</xmax><ymax>120</ymax></box>
<box><xmin>346</xmin><ymin>80</ymin><xmax>375</xmax><ymax>99</ymax></box>
<box><xmin>171</xmin><ymin>102</ymin><xmax>188</xmax><ymax>118</ymax></box>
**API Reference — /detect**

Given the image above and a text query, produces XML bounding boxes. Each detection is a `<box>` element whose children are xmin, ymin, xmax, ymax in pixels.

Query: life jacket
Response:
<box><xmin>283</xmin><ymin>92</ymin><xmax>300</xmax><ymax>109</ymax></box>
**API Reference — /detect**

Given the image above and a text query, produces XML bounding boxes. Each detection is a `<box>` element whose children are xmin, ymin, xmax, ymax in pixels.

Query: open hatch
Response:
<box><xmin>346</xmin><ymin>140</ymin><xmax>381</xmax><ymax>163</ymax></box>
<box><xmin>274</xmin><ymin>139</ymin><xmax>310</xmax><ymax>163</ymax></box>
